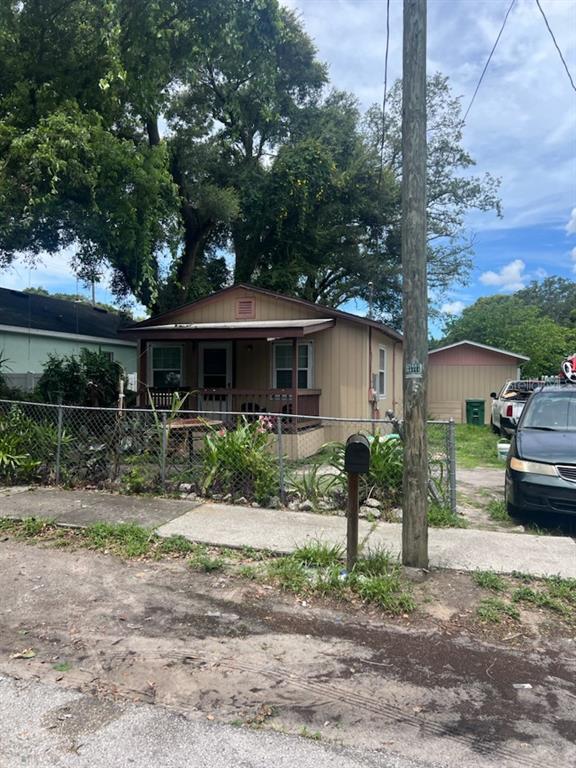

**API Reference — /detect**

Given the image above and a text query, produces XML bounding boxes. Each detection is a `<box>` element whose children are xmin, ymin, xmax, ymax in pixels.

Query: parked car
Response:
<box><xmin>505</xmin><ymin>384</ymin><xmax>576</xmax><ymax>518</ymax></box>
<box><xmin>490</xmin><ymin>380</ymin><xmax>542</xmax><ymax>437</ymax></box>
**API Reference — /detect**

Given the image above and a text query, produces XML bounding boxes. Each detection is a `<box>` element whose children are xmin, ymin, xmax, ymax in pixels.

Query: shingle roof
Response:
<box><xmin>0</xmin><ymin>287</ymin><xmax>132</xmax><ymax>340</ymax></box>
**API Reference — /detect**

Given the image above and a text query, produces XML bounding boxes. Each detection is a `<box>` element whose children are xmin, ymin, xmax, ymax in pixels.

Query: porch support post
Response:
<box><xmin>291</xmin><ymin>337</ymin><xmax>299</xmax><ymax>417</ymax></box>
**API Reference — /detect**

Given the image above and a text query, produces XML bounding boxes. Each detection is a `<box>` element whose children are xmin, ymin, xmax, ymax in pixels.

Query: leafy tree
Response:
<box><xmin>37</xmin><ymin>349</ymin><xmax>123</xmax><ymax>406</ymax></box>
<box><xmin>516</xmin><ymin>277</ymin><xmax>576</xmax><ymax>327</ymax></box>
<box><xmin>0</xmin><ymin>4</ymin><xmax>499</xmax><ymax>323</ymax></box>
<box><xmin>362</xmin><ymin>74</ymin><xmax>501</xmax><ymax>319</ymax></box>
<box><xmin>0</xmin><ymin>0</ymin><xmax>325</xmax><ymax>310</ymax></box>
<box><xmin>441</xmin><ymin>295</ymin><xmax>576</xmax><ymax>377</ymax></box>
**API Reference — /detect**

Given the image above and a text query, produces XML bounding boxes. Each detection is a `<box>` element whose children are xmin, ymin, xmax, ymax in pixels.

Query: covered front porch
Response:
<box><xmin>127</xmin><ymin>318</ymin><xmax>334</xmax><ymax>427</ymax></box>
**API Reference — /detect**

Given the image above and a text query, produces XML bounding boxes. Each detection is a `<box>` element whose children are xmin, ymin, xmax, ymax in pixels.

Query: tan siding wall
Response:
<box><xmin>164</xmin><ymin>287</ymin><xmax>319</xmax><ymax>323</ymax></box>
<box><xmin>314</xmin><ymin>320</ymin><xmax>368</xmax><ymax>421</ymax></box>
<box><xmin>428</xmin><ymin>363</ymin><xmax>518</xmax><ymax>423</ymax></box>
<box><xmin>370</xmin><ymin>330</ymin><xmax>403</xmax><ymax>417</ymax></box>
<box><xmin>235</xmin><ymin>340</ymin><xmax>269</xmax><ymax>389</ymax></box>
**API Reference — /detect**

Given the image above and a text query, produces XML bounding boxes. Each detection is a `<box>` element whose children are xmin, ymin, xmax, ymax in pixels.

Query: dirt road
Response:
<box><xmin>0</xmin><ymin>541</ymin><xmax>574</xmax><ymax>768</ymax></box>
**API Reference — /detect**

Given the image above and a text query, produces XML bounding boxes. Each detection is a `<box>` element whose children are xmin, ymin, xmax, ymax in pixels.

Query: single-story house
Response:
<box><xmin>122</xmin><ymin>284</ymin><xmax>403</xmax><ymax>454</ymax></box>
<box><xmin>0</xmin><ymin>287</ymin><xmax>137</xmax><ymax>391</ymax></box>
<box><xmin>428</xmin><ymin>340</ymin><xmax>529</xmax><ymax>424</ymax></box>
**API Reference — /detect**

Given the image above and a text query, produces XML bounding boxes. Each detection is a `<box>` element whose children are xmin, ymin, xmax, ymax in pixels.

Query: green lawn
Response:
<box><xmin>455</xmin><ymin>424</ymin><xmax>505</xmax><ymax>468</ymax></box>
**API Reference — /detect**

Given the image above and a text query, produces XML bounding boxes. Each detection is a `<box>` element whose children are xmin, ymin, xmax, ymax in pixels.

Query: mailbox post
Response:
<box><xmin>344</xmin><ymin>434</ymin><xmax>371</xmax><ymax>571</ymax></box>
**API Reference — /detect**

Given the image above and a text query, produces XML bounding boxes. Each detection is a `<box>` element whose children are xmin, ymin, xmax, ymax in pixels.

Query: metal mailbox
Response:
<box><xmin>344</xmin><ymin>433</ymin><xmax>371</xmax><ymax>474</ymax></box>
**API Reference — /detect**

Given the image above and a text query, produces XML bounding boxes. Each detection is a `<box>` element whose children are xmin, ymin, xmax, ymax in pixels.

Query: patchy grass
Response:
<box><xmin>473</xmin><ymin>570</ymin><xmax>507</xmax><ymax>592</ymax></box>
<box><xmin>156</xmin><ymin>535</ymin><xmax>198</xmax><ymax>556</ymax></box>
<box><xmin>428</xmin><ymin>504</ymin><xmax>467</xmax><ymax>528</ymax></box>
<box><xmin>486</xmin><ymin>499</ymin><xmax>509</xmax><ymax>523</ymax></box>
<box><xmin>299</xmin><ymin>726</ymin><xmax>322</xmax><ymax>741</ymax></box>
<box><xmin>455</xmin><ymin>425</ymin><xmax>503</xmax><ymax>469</ymax></box>
<box><xmin>52</xmin><ymin>661</ymin><xmax>72</xmax><ymax>673</ymax></box>
<box><xmin>1</xmin><ymin>516</ymin><xmax>573</xmax><ymax>630</ymax></box>
<box><xmin>267</xmin><ymin>543</ymin><xmax>415</xmax><ymax>616</ymax></box>
<box><xmin>291</xmin><ymin>540</ymin><xmax>344</xmax><ymax>567</ymax></box>
<box><xmin>476</xmin><ymin>597</ymin><xmax>520</xmax><ymax>623</ymax></box>
<box><xmin>189</xmin><ymin>546</ymin><xmax>225</xmax><ymax>572</ymax></box>
<box><xmin>85</xmin><ymin>522</ymin><xmax>153</xmax><ymax>558</ymax></box>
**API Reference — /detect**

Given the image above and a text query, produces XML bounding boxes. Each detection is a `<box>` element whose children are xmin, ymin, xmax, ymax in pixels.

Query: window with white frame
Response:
<box><xmin>273</xmin><ymin>342</ymin><xmax>313</xmax><ymax>389</ymax></box>
<box><xmin>150</xmin><ymin>345</ymin><xmax>182</xmax><ymax>387</ymax></box>
<box><xmin>378</xmin><ymin>346</ymin><xmax>387</xmax><ymax>397</ymax></box>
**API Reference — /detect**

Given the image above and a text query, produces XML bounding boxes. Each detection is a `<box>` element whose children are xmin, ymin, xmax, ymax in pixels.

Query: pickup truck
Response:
<box><xmin>490</xmin><ymin>380</ymin><xmax>542</xmax><ymax>437</ymax></box>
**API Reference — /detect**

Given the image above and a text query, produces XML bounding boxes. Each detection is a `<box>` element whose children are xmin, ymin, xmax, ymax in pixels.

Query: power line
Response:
<box><xmin>462</xmin><ymin>0</ymin><xmax>516</xmax><ymax>125</ymax></box>
<box><xmin>535</xmin><ymin>0</ymin><xmax>576</xmax><ymax>93</ymax></box>
<box><xmin>377</xmin><ymin>0</ymin><xmax>391</xmax><ymax>191</ymax></box>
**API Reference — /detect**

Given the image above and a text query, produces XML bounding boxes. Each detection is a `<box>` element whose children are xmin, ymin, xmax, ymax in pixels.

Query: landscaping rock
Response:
<box><xmin>179</xmin><ymin>483</ymin><xmax>193</xmax><ymax>493</ymax></box>
<box><xmin>222</xmin><ymin>493</ymin><xmax>232</xmax><ymax>502</ymax></box>
<box><xmin>298</xmin><ymin>500</ymin><xmax>314</xmax><ymax>512</ymax></box>
<box><xmin>510</xmin><ymin>525</ymin><xmax>526</xmax><ymax>533</ymax></box>
<box><xmin>359</xmin><ymin>505</ymin><xmax>381</xmax><ymax>519</ymax></box>
<box><xmin>211</xmin><ymin>493</ymin><xmax>223</xmax><ymax>501</ymax></box>
<box><xmin>364</xmin><ymin>498</ymin><xmax>382</xmax><ymax>509</ymax></box>
<box><xmin>251</xmin><ymin>502</ymin><xmax>260</xmax><ymax>508</ymax></box>
<box><xmin>268</xmin><ymin>496</ymin><xmax>282</xmax><ymax>510</ymax></box>
<box><xmin>235</xmin><ymin>496</ymin><xmax>248</xmax><ymax>505</ymax></box>
<box><xmin>287</xmin><ymin>501</ymin><xmax>299</xmax><ymax>511</ymax></box>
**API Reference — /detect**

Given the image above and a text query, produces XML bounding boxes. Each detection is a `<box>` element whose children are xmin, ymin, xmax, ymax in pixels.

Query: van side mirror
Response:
<box><xmin>490</xmin><ymin>392</ymin><xmax>497</xmax><ymax>399</ymax></box>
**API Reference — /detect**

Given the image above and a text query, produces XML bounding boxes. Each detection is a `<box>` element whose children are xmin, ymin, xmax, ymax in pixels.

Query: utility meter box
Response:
<box><xmin>344</xmin><ymin>434</ymin><xmax>371</xmax><ymax>474</ymax></box>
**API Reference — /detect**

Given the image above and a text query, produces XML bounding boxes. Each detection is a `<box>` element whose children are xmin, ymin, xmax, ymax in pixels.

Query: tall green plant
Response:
<box><xmin>201</xmin><ymin>416</ymin><xmax>278</xmax><ymax>503</ymax></box>
<box><xmin>37</xmin><ymin>350</ymin><xmax>124</xmax><ymax>406</ymax></box>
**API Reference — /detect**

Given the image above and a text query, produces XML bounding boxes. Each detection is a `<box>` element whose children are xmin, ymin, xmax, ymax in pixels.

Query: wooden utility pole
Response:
<box><xmin>401</xmin><ymin>0</ymin><xmax>429</xmax><ymax>568</ymax></box>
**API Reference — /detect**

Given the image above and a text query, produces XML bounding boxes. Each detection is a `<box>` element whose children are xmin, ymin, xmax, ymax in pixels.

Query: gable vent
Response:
<box><xmin>235</xmin><ymin>298</ymin><xmax>256</xmax><ymax>319</ymax></box>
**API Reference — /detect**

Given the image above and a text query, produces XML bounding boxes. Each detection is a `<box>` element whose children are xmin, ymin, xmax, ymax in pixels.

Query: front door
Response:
<box><xmin>199</xmin><ymin>342</ymin><xmax>232</xmax><ymax>413</ymax></box>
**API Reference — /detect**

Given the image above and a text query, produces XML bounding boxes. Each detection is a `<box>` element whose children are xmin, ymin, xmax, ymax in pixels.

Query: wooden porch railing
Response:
<box><xmin>144</xmin><ymin>387</ymin><xmax>321</xmax><ymax>426</ymax></box>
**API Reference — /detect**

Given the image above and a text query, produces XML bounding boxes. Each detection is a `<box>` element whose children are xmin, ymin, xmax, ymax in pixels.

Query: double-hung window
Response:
<box><xmin>273</xmin><ymin>343</ymin><xmax>313</xmax><ymax>389</ymax></box>
<box><xmin>150</xmin><ymin>345</ymin><xmax>183</xmax><ymax>388</ymax></box>
<box><xmin>377</xmin><ymin>346</ymin><xmax>387</xmax><ymax>398</ymax></box>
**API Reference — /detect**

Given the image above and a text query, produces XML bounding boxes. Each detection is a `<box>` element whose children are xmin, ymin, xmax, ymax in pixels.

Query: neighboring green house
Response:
<box><xmin>0</xmin><ymin>288</ymin><xmax>137</xmax><ymax>391</ymax></box>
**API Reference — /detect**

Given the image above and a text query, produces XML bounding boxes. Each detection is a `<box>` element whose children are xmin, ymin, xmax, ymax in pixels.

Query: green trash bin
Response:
<box><xmin>466</xmin><ymin>399</ymin><xmax>485</xmax><ymax>426</ymax></box>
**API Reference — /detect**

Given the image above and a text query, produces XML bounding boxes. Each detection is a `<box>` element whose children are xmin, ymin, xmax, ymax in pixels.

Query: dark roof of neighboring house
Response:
<box><xmin>429</xmin><ymin>340</ymin><xmax>529</xmax><ymax>362</ymax></box>
<box><xmin>0</xmin><ymin>287</ymin><xmax>132</xmax><ymax>340</ymax></box>
<box><xmin>130</xmin><ymin>283</ymin><xmax>403</xmax><ymax>342</ymax></box>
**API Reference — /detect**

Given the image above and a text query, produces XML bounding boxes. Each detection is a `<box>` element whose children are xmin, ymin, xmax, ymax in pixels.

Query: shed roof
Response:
<box><xmin>429</xmin><ymin>340</ymin><xmax>529</xmax><ymax>362</ymax></box>
<box><xmin>0</xmin><ymin>287</ymin><xmax>132</xmax><ymax>340</ymax></box>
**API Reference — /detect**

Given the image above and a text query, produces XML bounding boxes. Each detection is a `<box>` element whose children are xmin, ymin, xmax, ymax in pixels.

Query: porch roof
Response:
<box><xmin>121</xmin><ymin>318</ymin><xmax>335</xmax><ymax>340</ymax></box>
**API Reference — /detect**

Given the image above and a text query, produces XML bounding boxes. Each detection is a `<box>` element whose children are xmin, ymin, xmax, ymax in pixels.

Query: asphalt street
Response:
<box><xmin>0</xmin><ymin>675</ymin><xmax>439</xmax><ymax>768</ymax></box>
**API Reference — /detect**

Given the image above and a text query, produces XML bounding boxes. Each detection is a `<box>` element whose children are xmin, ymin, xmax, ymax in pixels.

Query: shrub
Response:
<box><xmin>0</xmin><ymin>406</ymin><xmax>64</xmax><ymax>482</ymax></box>
<box><xmin>37</xmin><ymin>349</ymin><xmax>124</xmax><ymax>406</ymax></box>
<box><xmin>201</xmin><ymin>416</ymin><xmax>279</xmax><ymax>503</ymax></box>
<box><xmin>325</xmin><ymin>432</ymin><xmax>404</xmax><ymax>507</ymax></box>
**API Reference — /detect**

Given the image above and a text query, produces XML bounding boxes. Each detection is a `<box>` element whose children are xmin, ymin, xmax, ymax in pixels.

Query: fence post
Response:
<box><xmin>160</xmin><ymin>411</ymin><xmax>168</xmax><ymax>489</ymax></box>
<box><xmin>447</xmin><ymin>418</ymin><xmax>457</xmax><ymax>515</ymax></box>
<box><xmin>277</xmin><ymin>417</ymin><xmax>286</xmax><ymax>504</ymax></box>
<box><xmin>55</xmin><ymin>399</ymin><xmax>63</xmax><ymax>485</ymax></box>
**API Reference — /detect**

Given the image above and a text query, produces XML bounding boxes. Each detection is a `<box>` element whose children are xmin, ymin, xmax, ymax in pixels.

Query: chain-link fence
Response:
<box><xmin>0</xmin><ymin>399</ymin><xmax>456</xmax><ymax>516</ymax></box>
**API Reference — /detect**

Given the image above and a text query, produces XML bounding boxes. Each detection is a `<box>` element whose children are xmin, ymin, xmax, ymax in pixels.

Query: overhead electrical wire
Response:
<box><xmin>535</xmin><ymin>0</ymin><xmax>576</xmax><ymax>93</ymax></box>
<box><xmin>377</xmin><ymin>0</ymin><xmax>391</xmax><ymax>192</ymax></box>
<box><xmin>462</xmin><ymin>0</ymin><xmax>517</xmax><ymax>125</ymax></box>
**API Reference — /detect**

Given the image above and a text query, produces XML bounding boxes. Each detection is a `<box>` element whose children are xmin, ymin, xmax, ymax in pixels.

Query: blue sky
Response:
<box><xmin>1</xmin><ymin>0</ymin><xmax>575</xmax><ymax>329</ymax></box>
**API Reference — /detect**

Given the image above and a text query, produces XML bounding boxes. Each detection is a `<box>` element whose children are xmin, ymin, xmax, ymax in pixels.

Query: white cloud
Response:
<box><xmin>284</xmin><ymin>0</ymin><xmax>576</xmax><ymax>233</ymax></box>
<box><xmin>571</xmin><ymin>247</ymin><xmax>576</xmax><ymax>274</ymax></box>
<box><xmin>567</xmin><ymin>208</ymin><xmax>576</xmax><ymax>235</ymax></box>
<box><xmin>440</xmin><ymin>300</ymin><xmax>466</xmax><ymax>316</ymax></box>
<box><xmin>479</xmin><ymin>259</ymin><xmax>526</xmax><ymax>292</ymax></box>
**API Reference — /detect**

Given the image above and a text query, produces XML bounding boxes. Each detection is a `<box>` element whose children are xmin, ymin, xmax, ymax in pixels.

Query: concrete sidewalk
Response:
<box><xmin>157</xmin><ymin>503</ymin><xmax>576</xmax><ymax>579</ymax></box>
<box><xmin>1</xmin><ymin>487</ymin><xmax>574</xmax><ymax>578</ymax></box>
